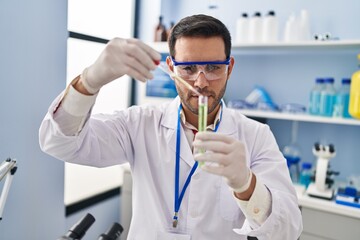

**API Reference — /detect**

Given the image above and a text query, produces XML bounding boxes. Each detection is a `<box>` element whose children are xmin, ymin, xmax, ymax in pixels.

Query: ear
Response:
<box><xmin>226</xmin><ymin>56</ymin><xmax>235</xmax><ymax>80</ymax></box>
<box><xmin>166</xmin><ymin>56</ymin><xmax>175</xmax><ymax>80</ymax></box>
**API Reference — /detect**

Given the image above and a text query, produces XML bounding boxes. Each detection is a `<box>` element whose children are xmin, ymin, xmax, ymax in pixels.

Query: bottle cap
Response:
<box><xmin>267</xmin><ymin>10</ymin><xmax>275</xmax><ymax>16</ymax></box>
<box><xmin>324</xmin><ymin>77</ymin><xmax>334</xmax><ymax>83</ymax></box>
<box><xmin>302</xmin><ymin>162</ymin><xmax>312</xmax><ymax>169</ymax></box>
<box><xmin>342</xmin><ymin>78</ymin><xmax>351</xmax><ymax>84</ymax></box>
<box><xmin>253</xmin><ymin>12</ymin><xmax>261</xmax><ymax>17</ymax></box>
<box><xmin>315</xmin><ymin>78</ymin><xmax>324</xmax><ymax>83</ymax></box>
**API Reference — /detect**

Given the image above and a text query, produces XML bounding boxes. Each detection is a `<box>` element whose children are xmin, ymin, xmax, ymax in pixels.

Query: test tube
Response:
<box><xmin>198</xmin><ymin>95</ymin><xmax>208</xmax><ymax>132</ymax></box>
<box><xmin>198</xmin><ymin>95</ymin><xmax>208</xmax><ymax>166</ymax></box>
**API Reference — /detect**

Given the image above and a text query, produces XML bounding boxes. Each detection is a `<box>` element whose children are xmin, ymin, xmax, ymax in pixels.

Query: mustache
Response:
<box><xmin>189</xmin><ymin>88</ymin><xmax>215</xmax><ymax>97</ymax></box>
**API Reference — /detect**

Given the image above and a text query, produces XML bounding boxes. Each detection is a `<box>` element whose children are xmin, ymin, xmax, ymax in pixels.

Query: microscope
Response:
<box><xmin>306</xmin><ymin>143</ymin><xmax>339</xmax><ymax>200</ymax></box>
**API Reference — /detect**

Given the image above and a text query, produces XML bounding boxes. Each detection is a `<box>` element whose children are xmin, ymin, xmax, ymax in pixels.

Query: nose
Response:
<box><xmin>193</xmin><ymin>71</ymin><xmax>210</xmax><ymax>89</ymax></box>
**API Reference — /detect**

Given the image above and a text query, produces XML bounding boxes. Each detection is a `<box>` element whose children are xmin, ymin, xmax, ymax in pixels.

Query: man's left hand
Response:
<box><xmin>193</xmin><ymin>132</ymin><xmax>251</xmax><ymax>192</ymax></box>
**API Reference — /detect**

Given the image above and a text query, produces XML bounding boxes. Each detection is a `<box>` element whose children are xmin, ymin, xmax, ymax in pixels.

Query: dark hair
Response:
<box><xmin>168</xmin><ymin>14</ymin><xmax>232</xmax><ymax>58</ymax></box>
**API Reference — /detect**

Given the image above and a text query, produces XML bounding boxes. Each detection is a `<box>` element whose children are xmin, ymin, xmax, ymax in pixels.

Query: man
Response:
<box><xmin>39</xmin><ymin>14</ymin><xmax>302</xmax><ymax>239</ymax></box>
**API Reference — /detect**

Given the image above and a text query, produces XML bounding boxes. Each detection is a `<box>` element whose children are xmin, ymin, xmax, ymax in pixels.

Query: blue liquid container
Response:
<box><xmin>299</xmin><ymin>162</ymin><xmax>312</xmax><ymax>188</ymax></box>
<box><xmin>319</xmin><ymin>77</ymin><xmax>336</xmax><ymax>117</ymax></box>
<box><xmin>309</xmin><ymin>78</ymin><xmax>324</xmax><ymax>115</ymax></box>
<box><xmin>333</xmin><ymin>78</ymin><xmax>352</xmax><ymax>118</ymax></box>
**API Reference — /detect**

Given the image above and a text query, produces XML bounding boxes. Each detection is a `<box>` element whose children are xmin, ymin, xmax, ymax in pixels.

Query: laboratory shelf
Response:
<box><xmin>148</xmin><ymin>40</ymin><xmax>360</xmax><ymax>53</ymax></box>
<box><xmin>236</xmin><ymin>109</ymin><xmax>360</xmax><ymax>126</ymax></box>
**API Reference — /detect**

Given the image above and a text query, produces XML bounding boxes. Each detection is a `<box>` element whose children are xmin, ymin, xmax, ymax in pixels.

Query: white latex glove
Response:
<box><xmin>82</xmin><ymin>38</ymin><xmax>161</xmax><ymax>94</ymax></box>
<box><xmin>193</xmin><ymin>131</ymin><xmax>251</xmax><ymax>193</ymax></box>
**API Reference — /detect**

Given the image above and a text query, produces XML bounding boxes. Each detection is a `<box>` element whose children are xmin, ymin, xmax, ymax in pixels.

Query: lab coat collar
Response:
<box><xmin>161</xmin><ymin>96</ymin><xmax>237</xmax><ymax>168</ymax></box>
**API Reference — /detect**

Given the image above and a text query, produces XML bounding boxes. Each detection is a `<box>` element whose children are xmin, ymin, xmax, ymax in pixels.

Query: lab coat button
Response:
<box><xmin>253</xmin><ymin>207</ymin><xmax>260</xmax><ymax>214</ymax></box>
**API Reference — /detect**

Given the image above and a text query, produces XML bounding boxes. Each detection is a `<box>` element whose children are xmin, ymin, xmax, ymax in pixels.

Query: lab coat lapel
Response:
<box><xmin>216</xmin><ymin>106</ymin><xmax>238</xmax><ymax>136</ymax></box>
<box><xmin>161</xmin><ymin>97</ymin><xmax>195</xmax><ymax>168</ymax></box>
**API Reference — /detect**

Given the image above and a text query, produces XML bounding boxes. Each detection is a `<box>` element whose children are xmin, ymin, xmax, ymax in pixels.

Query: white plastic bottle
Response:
<box><xmin>248</xmin><ymin>12</ymin><xmax>262</xmax><ymax>43</ymax></box>
<box><xmin>235</xmin><ymin>13</ymin><xmax>249</xmax><ymax>44</ymax></box>
<box><xmin>283</xmin><ymin>13</ymin><xmax>299</xmax><ymax>42</ymax></box>
<box><xmin>298</xmin><ymin>9</ymin><xmax>311</xmax><ymax>41</ymax></box>
<box><xmin>262</xmin><ymin>10</ymin><xmax>279</xmax><ymax>43</ymax></box>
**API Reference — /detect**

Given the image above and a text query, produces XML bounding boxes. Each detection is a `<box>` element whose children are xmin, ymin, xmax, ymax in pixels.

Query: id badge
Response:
<box><xmin>157</xmin><ymin>231</ymin><xmax>191</xmax><ymax>240</ymax></box>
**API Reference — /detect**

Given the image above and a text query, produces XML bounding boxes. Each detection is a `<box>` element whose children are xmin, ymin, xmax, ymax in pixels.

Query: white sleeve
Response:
<box><xmin>53</xmin><ymin>84</ymin><xmax>97</xmax><ymax>135</ymax></box>
<box><xmin>234</xmin><ymin>176</ymin><xmax>272</xmax><ymax>227</ymax></box>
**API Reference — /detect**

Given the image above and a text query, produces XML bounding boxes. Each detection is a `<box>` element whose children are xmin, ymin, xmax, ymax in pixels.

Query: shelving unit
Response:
<box><xmin>148</xmin><ymin>40</ymin><xmax>360</xmax><ymax>54</ymax></box>
<box><xmin>236</xmin><ymin>109</ymin><xmax>360</xmax><ymax>126</ymax></box>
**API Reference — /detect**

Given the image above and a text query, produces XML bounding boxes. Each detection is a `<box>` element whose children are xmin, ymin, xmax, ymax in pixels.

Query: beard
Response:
<box><xmin>176</xmin><ymin>81</ymin><xmax>227</xmax><ymax>115</ymax></box>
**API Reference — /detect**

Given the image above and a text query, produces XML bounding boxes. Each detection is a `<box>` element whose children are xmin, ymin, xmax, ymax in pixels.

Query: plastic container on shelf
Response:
<box><xmin>262</xmin><ymin>10</ymin><xmax>279</xmax><ymax>43</ymax></box>
<box><xmin>235</xmin><ymin>13</ymin><xmax>249</xmax><ymax>44</ymax></box>
<box><xmin>299</xmin><ymin>162</ymin><xmax>313</xmax><ymax>188</ymax></box>
<box><xmin>349</xmin><ymin>54</ymin><xmax>360</xmax><ymax>119</ymax></box>
<box><xmin>283</xmin><ymin>13</ymin><xmax>299</xmax><ymax>42</ymax></box>
<box><xmin>319</xmin><ymin>77</ymin><xmax>336</xmax><ymax>117</ymax></box>
<box><xmin>333</xmin><ymin>78</ymin><xmax>352</xmax><ymax>118</ymax></box>
<box><xmin>309</xmin><ymin>78</ymin><xmax>324</xmax><ymax>115</ymax></box>
<box><xmin>248</xmin><ymin>12</ymin><xmax>262</xmax><ymax>43</ymax></box>
<box><xmin>298</xmin><ymin>9</ymin><xmax>311</xmax><ymax>41</ymax></box>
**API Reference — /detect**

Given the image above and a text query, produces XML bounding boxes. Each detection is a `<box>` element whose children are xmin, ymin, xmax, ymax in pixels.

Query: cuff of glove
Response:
<box><xmin>232</xmin><ymin>170</ymin><xmax>253</xmax><ymax>193</ymax></box>
<box><xmin>81</xmin><ymin>68</ymin><xmax>100</xmax><ymax>94</ymax></box>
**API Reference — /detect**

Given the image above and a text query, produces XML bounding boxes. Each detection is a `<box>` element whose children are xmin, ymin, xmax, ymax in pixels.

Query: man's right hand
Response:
<box><xmin>80</xmin><ymin>38</ymin><xmax>161</xmax><ymax>94</ymax></box>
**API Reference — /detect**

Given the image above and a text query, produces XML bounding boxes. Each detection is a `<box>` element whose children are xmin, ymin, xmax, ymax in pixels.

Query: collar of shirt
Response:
<box><xmin>179</xmin><ymin>104</ymin><xmax>222</xmax><ymax>149</ymax></box>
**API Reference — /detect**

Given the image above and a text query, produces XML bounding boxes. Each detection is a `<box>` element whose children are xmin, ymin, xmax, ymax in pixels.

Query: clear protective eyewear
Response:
<box><xmin>171</xmin><ymin>57</ymin><xmax>230</xmax><ymax>81</ymax></box>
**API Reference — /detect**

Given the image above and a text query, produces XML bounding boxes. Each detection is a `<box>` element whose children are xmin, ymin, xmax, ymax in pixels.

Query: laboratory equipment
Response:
<box><xmin>262</xmin><ymin>10</ymin><xmax>279</xmax><ymax>43</ymax></box>
<box><xmin>299</xmin><ymin>162</ymin><xmax>313</xmax><ymax>188</ymax></box>
<box><xmin>197</xmin><ymin>95</ymin><xmax>208</xmax><ymax>166</ymax></box>
<box><xmin>349</xmin><ymin>54</ymin><xmax>360</xmax><ymax>119</ymax></box>
<box><xmin>335</xmin><ymin>186</ymin><xmax>360</xmax><ymax>208</ymax></box>
<box><xmin>319</xmin><ymin>77</ymin><xmax>336</xmax><ymax>117</ymax></box>
<box><xmin>306</xmin><ymin>143</ymin><xmax>339</xmax><ymax>200</ymax></box>
<box><xmin>309</xmin><ymin>78</ymin><xmax>324</xmax><ymax>115</ymax></box>
<box><xmin>157</xmin><ymin>62</ymin><xmax>200</xmax><ymax>96</ymax></box>
<box><xmin>235</xmin><ymin>13</ymin><xmax>249</xmax><ymax>44</ymax></box>
<box><xmin>333</xmin><ymin>78</ymin><xmax>351</xmax><ymax>118</ymax></box>
<box><xmin>98</xmin><ymin>222</ymin><xmax>123</xmax><ymax>240</ymax></box>
<box><xmin>154</xmin><ymin>16</ymin><xmax>167</xmax><ymax>42</ymax></box>
<box><xmin>58</xmin><ymin>213</ymin><xmax>95</xmax><ymax>240</ymax></box>
<box><xmin>245</xmin><ymin>86</ymin><xmax>277</xmax><ymax>111</ymax></box>
<box><xmin>0</xmin><ymin>158</ymin><xmax>17</xmax><ymax>221</ymax></box>
<box><xmin>248</xmin><ymin>12</ymin><xmax>262</xmax><ymax>43</ymax></box>
<box><xmin>282</xmin><ymin>121</ymin><xmax>301</xmax><ymax>183</ymax></box>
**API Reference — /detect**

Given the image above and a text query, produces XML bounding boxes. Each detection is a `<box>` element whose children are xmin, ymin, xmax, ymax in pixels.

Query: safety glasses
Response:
<box><xmin>171</xmin><ymin>57</ymin><xmax>230</xmax><ymax>81</ymax></box>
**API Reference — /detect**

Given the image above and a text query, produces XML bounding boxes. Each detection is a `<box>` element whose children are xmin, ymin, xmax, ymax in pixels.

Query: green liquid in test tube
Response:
<box><xmin>198</xmin><ymin>95</ymin><xmax>208</xmax><ymax>166</ymax></box>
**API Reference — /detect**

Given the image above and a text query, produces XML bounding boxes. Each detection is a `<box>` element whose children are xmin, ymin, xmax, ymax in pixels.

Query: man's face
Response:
<box><xmin>167</xmin><ymin>36</ymin><xmax>234</xmax><ymax>115</ymax></box>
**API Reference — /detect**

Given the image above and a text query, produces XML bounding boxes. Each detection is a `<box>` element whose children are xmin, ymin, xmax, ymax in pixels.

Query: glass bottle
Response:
<box><xmin>309</xmin><ymin>78</ymin><xmax>324</xmax><ymax>115</ymax></box>
<box><xmin>319</xmin><ymin>77</ymin><xmax>336</xmax><ymax>117</ymax></box>
<box><xmin>154</xmin><ymin>16</ymin><xmax>167</xmax><ymax>42</ymax></box>
<box><xmin>282</xmin><ymin>121</ymin><xmax>301</xmax><ymax>183</ymax></box>
<box><xmin>333</xmin><ymin>78</ymin><xmax>351</xmax><ymax>118</ymax></box>
<box><xmin>299</xmin><ymin>162</ymin><xmax>312</xmax><ymax>188</ymax></box>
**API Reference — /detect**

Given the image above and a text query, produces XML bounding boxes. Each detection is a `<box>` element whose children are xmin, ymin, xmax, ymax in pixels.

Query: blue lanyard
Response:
<box><xmin>173</xmin><ymin>101</ymin><xmax>223</xmax><ymax>228</ymax></box>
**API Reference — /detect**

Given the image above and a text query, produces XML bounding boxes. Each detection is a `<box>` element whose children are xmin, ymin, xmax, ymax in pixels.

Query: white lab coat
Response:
<box><xmin>39</xmin><ymin>96</ymin><xmax>302</xmax><ymax>240</ymax></box>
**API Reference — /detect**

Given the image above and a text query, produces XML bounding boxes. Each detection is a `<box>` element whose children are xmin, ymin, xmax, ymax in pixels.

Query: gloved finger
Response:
<box><xmin>201</xmin><ymin>163</ymin><xmax>227</xmax><ymax>177</ymax></box>
<box><xmin>126</xmin><ymin>39</ymin><xmax>161</xmax><ymax>70</ymax></box>
<box><xmin>195</xmin><ymin>131</ymin><xmax>235</xmax><ymax>144</ymax></box>
<box><xmin>123</xmin><ymin>56</ymin><xmax>155</xmax><ymax>79</ymax></box>
<box><xmin>194</xmin><ymin>152</ymin><xmax>231</xmax><ymax>166</ymax></box>
<box><xmin>193</xmin><ymin>140</ymin><xmax>232</xmax><ymax>154</ymax></box>
<box><xmin>126</xmin><ymin>66</ymin><xmax>153</xmax><ymax>82</ymax></box>
<box><xmin>127</xmin><ymin>38</ymin><xmax>161</xmax><ymax>61</ymax></box>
